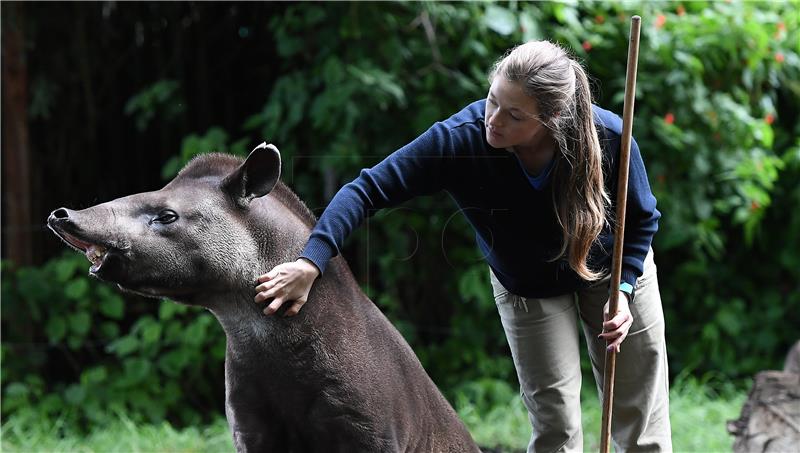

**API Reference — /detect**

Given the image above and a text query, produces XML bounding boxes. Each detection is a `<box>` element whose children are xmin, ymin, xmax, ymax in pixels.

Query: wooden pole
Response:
<box><xmin>600</xmin><ymin>15</ymin><xmax>641</xmax><ymax>453</ymax></box>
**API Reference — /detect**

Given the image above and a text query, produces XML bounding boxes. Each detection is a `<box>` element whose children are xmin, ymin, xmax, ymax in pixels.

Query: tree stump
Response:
<box><xmin>727</xmin><ymin>341</ymin><xmax>800</xmax><ymax>452</ymax></box>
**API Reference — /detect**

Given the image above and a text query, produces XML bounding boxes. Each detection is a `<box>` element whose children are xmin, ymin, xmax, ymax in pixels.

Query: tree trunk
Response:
<box><xmin>727</xmin><ymin>343</ymin><xmax>800</xmax><ymax>452</ymax></box>
<box><xmin>2</xmin><ymin>3</ymin><xmax>33</xmax><ymax>266</ymax></box>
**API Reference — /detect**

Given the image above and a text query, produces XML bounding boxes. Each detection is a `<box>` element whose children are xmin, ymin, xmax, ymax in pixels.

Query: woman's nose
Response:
<box><xmin>487</xmin><ymin>112</ymin><xmax>501</xmax><ymax>128</ymax></box>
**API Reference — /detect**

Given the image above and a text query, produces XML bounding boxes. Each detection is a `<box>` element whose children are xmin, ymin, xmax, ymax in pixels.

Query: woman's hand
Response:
<box><xmin>599</xmin><ymin>292</ymin><xmax>633</xmax><ymax>353</ymax></box>
<box><xmin>254</xmin><ymin>259</ymin><xmax>320</xmax><ymax>317</ymax></box>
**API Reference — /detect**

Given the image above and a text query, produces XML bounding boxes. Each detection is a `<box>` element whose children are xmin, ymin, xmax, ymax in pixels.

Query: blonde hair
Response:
<box><xmin>489</xmin><ymin>41</ymin><xmax>610</xmax><ymax>281</ymax></box>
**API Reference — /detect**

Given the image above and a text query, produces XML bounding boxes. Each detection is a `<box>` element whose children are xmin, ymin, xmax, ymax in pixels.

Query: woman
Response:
<box><xmin>254</xmin><ymin>41</ymin><xmax>672</xmax><ymax>452</ymax></box>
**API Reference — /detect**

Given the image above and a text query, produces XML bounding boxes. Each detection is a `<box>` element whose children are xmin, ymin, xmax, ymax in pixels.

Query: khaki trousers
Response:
<box><xmin>490</xmin><ymin>249</ymin><xmax>672</xmax><ymax>452</ymax></box>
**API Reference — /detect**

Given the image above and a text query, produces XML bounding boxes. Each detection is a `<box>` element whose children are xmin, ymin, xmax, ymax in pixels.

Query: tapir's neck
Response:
<box><xmin>194</xmin><ymin>195</ymin><xmax>332</xmax><ymax>358</ymax></box>
<box><xmin>203</xmin><ymin>290</ymin><xmax>277</xmax><ymax>358</ymax></box>
<box><xmin>249</xmin><ymin>194</ymin><xmax>313</xmax><ymax>278</ymax></box>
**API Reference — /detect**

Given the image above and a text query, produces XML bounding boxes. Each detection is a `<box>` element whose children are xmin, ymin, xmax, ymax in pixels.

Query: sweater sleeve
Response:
<box><xmin>299</xmin><ymin>122</ymin><xmax>456</xmax><ymax>274</ymax></box>
<box><xmin>619</xmin><ymin>137</ymin><xmax>661</xmax><ymax>287</ymax></box>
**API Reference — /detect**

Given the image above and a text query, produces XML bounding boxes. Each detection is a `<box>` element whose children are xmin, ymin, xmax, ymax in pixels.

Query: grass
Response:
<box><xmin>1</xmin><ymin>376</ymin><xmax>746</xmax><ymax>453</ymax></box>
<box><xmin>1</xmin><ymin>414</ymin><xmax>233</xmax><ymax>453</ymax></box>
<box><xmin>457</xmin><ymin>373</ymin><xmax>748</xmax><ymax>452</ymax></box>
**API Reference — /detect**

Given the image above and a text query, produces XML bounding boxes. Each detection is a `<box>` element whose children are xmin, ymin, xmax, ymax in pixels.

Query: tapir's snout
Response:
<box><xmin>47</xmin><ymin>206</ymin><xmax>81</xmax><ymax>241</ymax></box>
<box><xmin>49</xmin><ymin>207</ymin><xmax>72</xmax><ymax>222</ymax></box>
<box><xmin>47</xmin><ymin>206</ymin><xmax>127</xmax><ymax>281</ymax></box>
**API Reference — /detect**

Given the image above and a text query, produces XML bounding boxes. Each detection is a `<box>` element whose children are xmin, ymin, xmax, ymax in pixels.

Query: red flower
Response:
<box><xmin>765</xmin><ymin>113</ymin><xmax>775</xmax><ymax>125</ymax></box>
<box><xmin>582</xmin><ymin>40</ymin><xmax>592</xmax><ymax>52</ymax></box>
<box><xmin>676</xmin><ymin>5</ymin><xmax>686</xmax><ymax>16</ymax></box>
<box><xmin>664</xmin><ymin>112</ymin><xmax>675</xmax><ymax>125</ymax></box>
<box><xmin>655</xmin><ymin>14</ymin><xmax>666</xmax><ymax>28</ymax></box>
<box><xmin>775</xmin><ymin>52</ymin><xmax>785</xmax><ymax>63</ymax></box>
<box><xmin>595</xmin><ymin>15</ymin><xmax>605</xmax><ymax>24</ymax></box>
<box><xmin>750</xmin><ymin>201</ymin><xmax>760</xmax><ymax>211</ymax></box>
<box><xmin>775</xmin><ymin>22</ymin><xmax>786</xmax><ymax>39</ymax></box>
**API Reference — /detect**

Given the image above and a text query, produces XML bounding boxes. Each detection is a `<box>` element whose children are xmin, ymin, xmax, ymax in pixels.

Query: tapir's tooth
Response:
<box><xmin>84</xmin><ymin>245</ymin><xmax>107</xmax><ymax>263</ymax></box>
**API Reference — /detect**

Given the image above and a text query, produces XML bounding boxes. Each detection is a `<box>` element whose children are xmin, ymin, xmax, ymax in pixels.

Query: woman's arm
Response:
<box><xmin>619</xmin><ymin>137</ymin><xmax>660</xmax><ymax>288</ymax></box>
<box><xmin>256</xmin><ymin>121</ymin><xmax>458</xmax><ymax>316</ymax></box>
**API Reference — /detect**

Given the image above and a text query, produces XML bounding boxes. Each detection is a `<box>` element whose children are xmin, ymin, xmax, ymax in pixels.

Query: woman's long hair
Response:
<box><xmin>489</xmin><ymin>41</ymin><xmax>610</xmax><ymax>281</ymax></box>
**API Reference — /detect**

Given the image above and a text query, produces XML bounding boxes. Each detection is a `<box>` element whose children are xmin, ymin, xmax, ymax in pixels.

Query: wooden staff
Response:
<box><xmin>600</xmin><ymin>15</ymin><xmax>642</xmax><ymax>453</ymax></box>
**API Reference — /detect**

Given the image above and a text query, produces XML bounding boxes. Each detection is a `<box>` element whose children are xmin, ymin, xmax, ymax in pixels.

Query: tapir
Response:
<box><xmin>47</xmin><ymin>143</ymin><xmax>480</xmax><ymax>452</ymax></box>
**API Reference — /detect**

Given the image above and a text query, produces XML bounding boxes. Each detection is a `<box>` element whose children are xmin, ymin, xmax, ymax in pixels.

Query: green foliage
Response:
<box><xmin>124</xmin><ymin>80</ymin><xmax>185</xmax><ymax>132</ymax></box>
<box><xmin>1</xmin><ymin>253</ymin><xmax>226</xmax><ymax>428</ymax></box>
<box><xmin>160</xmin><ymin>127</ymin><xmax>251</xmax><ymax>180</ymax></box>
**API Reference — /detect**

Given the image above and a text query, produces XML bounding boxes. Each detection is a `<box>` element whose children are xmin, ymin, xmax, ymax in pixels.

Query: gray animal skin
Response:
<box><xmin>47</xmin><ymin>143</ymin><xmax>480</xmax><ymax>453</ymax></box>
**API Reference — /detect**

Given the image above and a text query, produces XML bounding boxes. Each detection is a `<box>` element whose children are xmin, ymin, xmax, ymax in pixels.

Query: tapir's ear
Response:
<box><xmin>221</xmin><ymin>142</ymin><xmax>281</xmax><ymax>207</ymax></box>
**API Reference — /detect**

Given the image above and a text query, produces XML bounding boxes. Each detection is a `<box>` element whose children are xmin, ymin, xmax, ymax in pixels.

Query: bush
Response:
<box><xmin>1</xmin><ymin>253</ymin><xmax>226</xmax><ymax>428</ymax></box>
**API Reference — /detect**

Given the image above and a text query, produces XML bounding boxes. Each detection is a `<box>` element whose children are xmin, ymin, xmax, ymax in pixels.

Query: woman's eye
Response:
<box><xmin>510</xmin><ymin>114</ymin><xmax>522</xmax><ymax>121</ymax></box>
<box><xmin>151</xmin><ymin>210</ymin><xmax>179</xmax><ymax>224</ymax></box>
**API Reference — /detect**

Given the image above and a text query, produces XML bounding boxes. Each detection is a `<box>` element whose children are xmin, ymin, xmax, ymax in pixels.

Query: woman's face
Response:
<box><xmin>484</xmin><ymin>77</ymin><xmax>550</xmax><ymax>151</ymax></box>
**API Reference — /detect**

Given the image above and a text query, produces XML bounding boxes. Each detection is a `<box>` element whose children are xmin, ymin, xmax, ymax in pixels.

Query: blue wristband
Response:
<box><xmin>619</xmin><ymin>282</ymin><xmax>634</xmax><ymax>295</ymax></box>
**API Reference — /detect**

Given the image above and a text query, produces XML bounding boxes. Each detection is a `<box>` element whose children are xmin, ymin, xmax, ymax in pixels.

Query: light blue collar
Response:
<box><xmin>515</xmin><ymin>154</ymin><xmax>555</xmax><ymax>190</ymax></box>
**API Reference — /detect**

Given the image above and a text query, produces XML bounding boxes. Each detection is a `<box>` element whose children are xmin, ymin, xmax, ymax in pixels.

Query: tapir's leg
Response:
<box><xmin>225</xmin><ymin>356</ymin><xmax>288</xmax><ymax>453</ymax></box>
<box><xmin>226</xmin><ymin>390</ymin><xmax>287</xmax><ymax>452</ymax></box>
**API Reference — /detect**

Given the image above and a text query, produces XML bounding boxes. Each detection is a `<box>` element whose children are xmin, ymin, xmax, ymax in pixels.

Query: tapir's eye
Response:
<box><xmin>151</xmin><ymin>209</ymin><xmax>179</xmax><ymax>224</ymax></box>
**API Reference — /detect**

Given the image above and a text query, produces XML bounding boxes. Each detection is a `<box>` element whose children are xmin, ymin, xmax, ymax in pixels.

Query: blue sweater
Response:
<box><xmin>300</xmin><ymin>100</ymin><xmax>660</xmax><ymax>298</ymax></box>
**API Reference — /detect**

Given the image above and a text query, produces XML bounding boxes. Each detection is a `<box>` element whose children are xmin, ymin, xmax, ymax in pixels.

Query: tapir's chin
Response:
<box><xmin>116</xmin><ymin>284</ymin><xmax>197</xmax><ymax>302</ymax></box>
<box><xmin>83</xmin><ymin>253</ymin><xmax>131</xmax><ymax>289</ymax></box>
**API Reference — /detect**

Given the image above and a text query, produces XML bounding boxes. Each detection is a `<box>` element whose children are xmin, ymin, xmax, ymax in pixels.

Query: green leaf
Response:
<box><xmin>99</xmin><ymin>321</ymin><xmax>119</xmax><ymax>339</ymax></box>
<box><xmin>141</xmin><ymin>323</ymin><xmax>162</xmax><ymax>344</ymax></box>
<box><xmin>755</xmin><ymin>122</ymin><xmax>774</xmax><ymax>148</ymax></box>
<box><xmin>45</xmin><ymin>317</ymin><xmax>67</xmax><ymax>343</ymax></box>
<box><xmin>161</xmin><ymin>156</ymin><xmax>182</xmax><ymax>180</ymax></box>
<box><xmin>158</xmin><ymin>350</ymin><xmax>190</xmax><ymax>376</ymax></box>
<box><xmin>519</xmin><ymin>10</ymin><xmax>543</xmax><ymax>41</ymax></box>
<box><xmin>54</xmin><ymin>257</ymin><xmax>82</xmax><ymax>282</ymax></box>
<box><xmin>484</xmin><ymin>5</ymin><xmax>516</xmax><ymax>35</ymax></box>
<box><xmin>69</xmin><ymin>312</ymin><xmax>91</xmax><ymax>336</ymax></box>
<box><xmin>716</xmin><ymin>308</ymin><xmax>742</xmax><ymax>337</ymax></box>
<box><xmin>17</xmin><ymin>268</ymin><xmax>48</xmax><ymax>302</ymax></box>
<box><xmin>4</xmin><ymin>382</ymin><xmax>29</xmax><ymax>399</ymax></box>
<box><xmin>64</xmin><ymin>384</ymin><xmax>86</xmax><ymax>405</ymax></box>
<box><xmin>108</xmin><ymin>336</ymin><xmax>139</xmax><ymax>356</ymax></box>
<box><xmin>122</xmin><ymin>358</ymin><xmax>152</xmax><ymax>385</ymax></box>
<box><xmin>81</xmin><ymin>366</ymin><xmax>108</xmax><ymax>385</ymax></box>
<box><xmin>64</xmin><ymin>279</ymin><xmax>89</xmax><ymax>301</ymax></box>
<box><xmin>159</xmin><ymin>302</ymin><xmax>180</xmax><ymax>320</ymax></box>
<box><xmin>99</xmin><ymin>294</ymin><xmax>124</xmax><ymax>319</ymax></box>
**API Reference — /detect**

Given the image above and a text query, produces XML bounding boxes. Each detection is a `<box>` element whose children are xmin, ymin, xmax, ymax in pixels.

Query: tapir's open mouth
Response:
<box><xmin>49</xmin><ymin>226</ymin><xmax>115</xmax><ymax>275</ymax></box>
<box><xmin>62</xmin><ymin>232</ymin><xmax>111</xmax><ymax>274</ymax></box>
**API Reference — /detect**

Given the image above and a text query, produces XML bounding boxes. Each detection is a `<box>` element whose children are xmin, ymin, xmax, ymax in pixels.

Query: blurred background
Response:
<box><xmin>2</xmin><ymin>1</ymin><xmax>798</xmax><ymax>451</ymax></box>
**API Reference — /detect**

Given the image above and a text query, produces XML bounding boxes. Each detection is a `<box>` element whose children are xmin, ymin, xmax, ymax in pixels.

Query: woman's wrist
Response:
<box><xmin>297</xmin><ymin>258</ymin><xmax>321</xmax><ymax>279</ymax></box>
